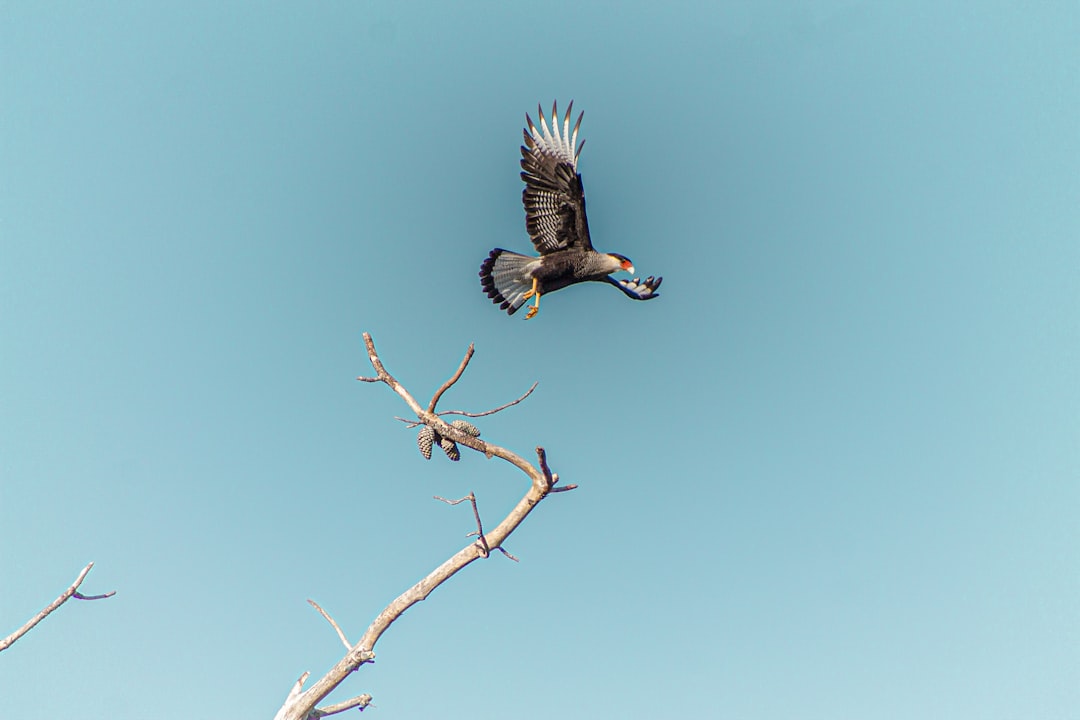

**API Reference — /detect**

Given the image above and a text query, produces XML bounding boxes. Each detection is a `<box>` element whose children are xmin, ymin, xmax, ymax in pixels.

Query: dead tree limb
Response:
<box><xmin>306</xmin><ymin>694</ymin><xmax>373</xmax><ymax>717</ymax></box>
<box><xmin>394</xmin><ymin>381</ymin><xmax>537</xmax><ymax>428</ymax></box>
<box><xmin>435</xmin><ymin>492</ymin><xmax>494</xmax><ymax>557</ymax></box>
<box><xmin>274</xmin><ymin>332</ymin><xmax>573</xmax><ymax>720</ymax></box>
<box><xmin>0</xmin><ymin>562</ymin><xmax>115</xmax><ymax>653</ymax></box>
<box><xmin>426</xmin><ymin>342</ymin><xmax>474</xmax><ymax>413</ymax></box>
<box><xmin>307</xmin><ymin>600</ymin><xmax>351</xmax><ymax>651</ymax></box>
<box><xmin>435</xmin><ymin>380</ymin><xmax>538</xmax><ymax>419</ymax></box>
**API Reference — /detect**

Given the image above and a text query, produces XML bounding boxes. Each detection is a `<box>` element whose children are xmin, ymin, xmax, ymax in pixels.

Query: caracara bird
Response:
<box><xmin>480</xmin><ymin>101</ymin><xmax>662</xmax><ymax>319</ymax></box>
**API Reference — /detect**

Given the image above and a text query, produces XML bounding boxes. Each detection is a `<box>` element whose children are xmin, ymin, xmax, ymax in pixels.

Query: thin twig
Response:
<box><xmin>495</xmin><ymin>547</ymin><xmax>520</xmax><ymax>562</ymax></box>
<box><xmin>0</xmin><ymin>562</ymin><xmax>115</xmax><ymax>653</ymax></box>
<box><xmin>437</xmin><ymin>381</ymin><xmax>539</xmax><ymax>418</ymax></box>
<box><xmin>427</xmin><ymin>343</ymin><xmax>475</xmax><ymax>412</ymax></box>
<box><xmin>433</xmin><ymin>495</ymin><xmax>470</xmax><ymax>506</ymax></box>
<box><xmin>394</xmin><ymin>381</ymin><xmax>538</xmax><ymax>428</ymax></box>
<box><xmin>435</xmin><ymin>493</ymin><xmax>489</xmax><ymax>557</ymax></box>
<box><xmin>548</xmin><ymin>484</ymin><xmax>579</xmax><ymax>493</ymax></box>
<box><xmin>468</xmin><ymin>494</ymin><xmax>488</xmax><ymax>558</ymax></box>
<box><xmin>308</xmin><ymin>600</ymin><xmax>351</xmax><ymax>651</ymax></box>
<box><xmin>73</xmin><ymin>590</ymin><xmax>116</xmax><ymax>601</ymax></box>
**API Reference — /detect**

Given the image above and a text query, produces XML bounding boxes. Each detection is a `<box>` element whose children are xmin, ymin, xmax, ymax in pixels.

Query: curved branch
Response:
<box><xmin>277</xmin><ymin>333</ymin><xmax>569</xmax><ymax>720</ymax></box>
<box><xmin>308</xmin><ymin>600</ymin><xmax>351</xmax><ymax>651</ymax></box>
<box><xmin>437</xmin><ymin>381</ymin><xmax>538</xmax><ymax>419</ymax></box>
<box><xmin>0</xmin><ymin>562</ymin><xmax>115</xmax><ymax>653</ymax></box>
<box><xmin>427</xmin><ymin>343</ymin><xmax>474</xmax><ymax>412</ymax></box>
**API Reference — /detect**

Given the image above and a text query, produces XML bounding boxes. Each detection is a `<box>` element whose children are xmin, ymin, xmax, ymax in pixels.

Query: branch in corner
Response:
<box><xmin>0</xmin><ymin>562</ymin><xmax>115</xmax><ymax>654</ymax></box>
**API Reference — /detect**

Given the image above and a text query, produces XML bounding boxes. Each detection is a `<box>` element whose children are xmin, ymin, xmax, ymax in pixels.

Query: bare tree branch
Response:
<box><xmin>276</xmin><ymin>333</ymin><xmax>571</xmax><ymax>720</ymax></box>
<box><xmin>274</xmin><ymin>673</ymin><xmax>311</xmax><ymax>720</ymax></box>
<box><xmin>307</xmin><ymin>600</ymin><xmax>351</xmax><ymax>651</ymax></box>
<box><xmin>432</xmin><ymin>494</ymin><xmax>472</xmax><ymax>506</ymax></box>
<box><xmin>436</xmin><ymin>381</ymin><xmax>538</xmax><ymax>419</ymax></box>
<box><xmin>0</xmin><ymin>562</ymin><xmax>115</xmax><ymax>653</ymax></box>
<box><xmin>310</xmin><ymin>694</ymin><xmax>373</xmax><ymax>717</ymax></box>
<box><xmin>395</xmin><ymin>380</ymin><xmax>537</xmax><ymax>428</ymax></box>
<box><xmin>427</xmin><ymin>343</ymin><xmax>474</xmax><ymax>412</ymax></box>
<box><xmin>435</xmin><ymin>492</ymin><xmax>492</xmax><ymax>558</ymax></box>
<box><xmin>537</xmin><ymin>446</ymin><xmax>556</xmax><ymax>488</ymax></box>
<box><xmin>72</xmin><ymin>590</ymin><xmax>115</xmax><ymax>601</ymax></box>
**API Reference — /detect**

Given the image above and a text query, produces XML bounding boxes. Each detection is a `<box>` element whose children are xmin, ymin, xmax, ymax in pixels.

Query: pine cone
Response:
<box><xmin>416</xmin><ymin>425</ymin><xmax>435</xmax><ymax>460</ymax></box>
<box><xmin>449</xmin><ymin>419</ymin><xmax>481</xmax><ymax>437</ymax></box>
<box><xmin>439</xmin><ymin>435</ymin><xmax>461</xmax><ymax>461</ymax></box>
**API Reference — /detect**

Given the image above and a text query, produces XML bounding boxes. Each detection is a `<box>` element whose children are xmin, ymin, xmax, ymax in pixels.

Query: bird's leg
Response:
<box><xmin>522</xmin><ymin>278</ymin><xmax>541</xmax><ymax>319</ymax></box>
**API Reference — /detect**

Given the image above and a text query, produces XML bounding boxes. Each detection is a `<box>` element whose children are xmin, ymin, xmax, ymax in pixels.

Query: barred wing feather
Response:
<box><xmin>520</xmin><ymin>101</ymin><xmax>592</xmax><ymax>254</ymax></box>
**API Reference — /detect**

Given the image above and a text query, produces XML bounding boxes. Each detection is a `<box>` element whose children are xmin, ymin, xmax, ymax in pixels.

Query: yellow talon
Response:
<box><xmin>523</xmin><ymin>278</ymin><xmax>540</xmax><ymax>319</ymax></box>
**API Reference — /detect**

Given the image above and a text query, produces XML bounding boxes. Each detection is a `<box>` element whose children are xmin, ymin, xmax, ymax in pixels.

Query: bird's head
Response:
<box><xmin>606</xmin><ymin>253</ymin><xmax>635</xmax><ymax>275</ymax></box>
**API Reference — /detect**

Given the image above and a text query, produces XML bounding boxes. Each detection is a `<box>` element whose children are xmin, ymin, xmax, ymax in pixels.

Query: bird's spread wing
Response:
<box><xmin>607</xmin><ymin>275</ymin><xmax>663</xmax><ymax>301</ymax></box>
<box><xmin>520</xmin><ymin>101</ymin><xmax>592</xmax><ymax>254</ymax></box>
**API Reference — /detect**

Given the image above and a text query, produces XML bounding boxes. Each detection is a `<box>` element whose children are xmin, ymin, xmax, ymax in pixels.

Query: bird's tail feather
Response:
<box><xmin>479</xmin><ymin>249</ymin><xmax>537</xmax><ymax>315</ymax></box>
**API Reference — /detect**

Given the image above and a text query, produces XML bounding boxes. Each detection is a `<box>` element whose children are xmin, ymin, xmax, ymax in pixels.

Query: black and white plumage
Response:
<box><xmin>480</xmin><ymin>102</ymin><xmax>662</xmax><ymax>318</ymax></box>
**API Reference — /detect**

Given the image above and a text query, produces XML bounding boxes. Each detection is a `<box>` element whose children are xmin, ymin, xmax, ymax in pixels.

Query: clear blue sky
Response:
<box><xmin>2</xmin><ymin>2</ymin><xmax>1077</xmax><ymax>717</ymax></box>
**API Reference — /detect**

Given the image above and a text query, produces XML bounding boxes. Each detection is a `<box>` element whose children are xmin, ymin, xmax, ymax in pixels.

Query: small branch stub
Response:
<box><xmin>311</xmin><ymin>694</ymin><xmax>373</xmax><ymax>717</ymax></box>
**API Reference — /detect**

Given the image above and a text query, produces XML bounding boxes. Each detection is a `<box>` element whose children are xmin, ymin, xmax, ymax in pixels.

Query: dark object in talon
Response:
<box><xmin>479</xmin><ymin>101</ymin><xmax>663</xmax><ymax>317</ymax></box>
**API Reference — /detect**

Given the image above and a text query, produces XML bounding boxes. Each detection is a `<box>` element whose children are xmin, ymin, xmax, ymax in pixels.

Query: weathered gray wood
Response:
<box><xmin>274</xmin><ymin>333</ymin><xmax>571</xmax><ymax>719</ymax></box>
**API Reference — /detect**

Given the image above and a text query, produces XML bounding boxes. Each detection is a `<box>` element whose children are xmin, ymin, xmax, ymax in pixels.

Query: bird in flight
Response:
<box><xmin>480</xmin><ymin>101</ymin><xmax>662</xmax><ymax>319</ymax></box>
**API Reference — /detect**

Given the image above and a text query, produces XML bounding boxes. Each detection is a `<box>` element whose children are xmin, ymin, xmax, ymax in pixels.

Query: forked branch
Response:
<box><xmin>435</xmin><ymin>491</ymin><xmax>505</xmax><ymax>559</ymax></box>
<box><xmin>274</xmin><ymin>333</ymin><xmax>573</xmax><ymax>720</ymax></box>
<box><xmin>394</xmin><ymin>381</ymin><xmax>538</xmax><ymax>428</ymax></box>
<box><xmin>437</xmin><ymin>381</ymin><xmax>538</xmax><ymax>419</ymax></box>
<box><xmin>0</xmin><ymin>562</ymin><xmax>115</xmax><ymax>653</ymax></box>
